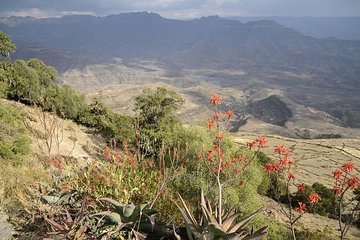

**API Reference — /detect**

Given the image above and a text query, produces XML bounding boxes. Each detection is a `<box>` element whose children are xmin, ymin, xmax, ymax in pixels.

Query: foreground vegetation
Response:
<box><xmin>1</xmin><ymin>31</ymin><xmax>359</xmax><ymax>239</ymax></box>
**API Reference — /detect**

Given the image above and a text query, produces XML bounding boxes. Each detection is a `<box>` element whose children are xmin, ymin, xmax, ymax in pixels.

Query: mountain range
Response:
<box><xmin>0</xmin><ymin>12</ymin><xmax>359</xmax><ymax>129</ymax></box>
<box><xmin>229</xmin><ymin>16</ymin><xmax>360</xmax><ymax>40</ymax></box>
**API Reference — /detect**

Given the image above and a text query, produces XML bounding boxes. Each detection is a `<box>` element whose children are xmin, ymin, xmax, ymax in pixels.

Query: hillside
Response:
<box><xmin>0</xmin><ymin>99</ymin><xmax>102</xmax><ymax>163</ymax></box>
<box><xmin>2</xmin><ymin>13</ymin><xmax>359</xmax><ymax>127</ymax></box>
<box><xmin>1</xmin><ymin>98</ymin><xmax>360</xmax><ymax>239</ymax></box>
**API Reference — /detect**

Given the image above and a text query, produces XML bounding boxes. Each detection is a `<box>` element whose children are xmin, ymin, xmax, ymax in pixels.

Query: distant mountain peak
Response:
<box><xmin>245</xmin><ymin>19</ymin><xmax>283</xmax><ymax>27</ymax></box>
<box><xmin>199</xmin><ymin>15</ymin><xmax>222</xmax><ymax>20</ymax></box>
<box><xmin>105</xmin><ymin>11</ymin><xmax>163</xmax><ymax>19</ymax></box>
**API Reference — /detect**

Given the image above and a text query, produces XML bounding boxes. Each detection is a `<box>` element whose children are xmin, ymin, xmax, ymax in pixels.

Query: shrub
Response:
<box><xmin>64</xmin><ymin>148</ymin><xmax>160</xmax><ymax>204</ymax></box>
<box><xmin>44</xmin><ymin>84</ymin><xmax>87</xmax><ymax>120</ymax></box>
<box><xmin>134</xmin><ymin>87</ymin><xmax>184</xmax><ymax>159</ymax></box>
<box><xmin>250</xmin><ymin>215</ymin><xmax>290</xmax><ymax>240</ymax></box>
<box><xmin>78</xmin><ymin>98</ymin><xmax>135</xmax><ymax>144</ymax></box>
<box><xmin>0</xmin><ymin>103</ymin><xmax>31</xmax><ymax>165</ymax></box>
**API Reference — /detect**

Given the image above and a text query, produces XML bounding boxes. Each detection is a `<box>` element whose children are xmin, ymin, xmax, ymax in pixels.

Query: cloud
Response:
<box><xmin>0</xmin><ymin>8</ymin><xmax>95</xmax><ymax>18</ymax></box>
<box><xmin>0</xmin><ymin>0</ymin><xmax>359</xmax><ymax>18</ymax></box>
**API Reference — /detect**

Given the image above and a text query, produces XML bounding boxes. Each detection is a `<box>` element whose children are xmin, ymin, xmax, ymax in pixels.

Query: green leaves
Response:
<box><xmin>134</xmin><ymin>87</ymin><xmax>184</xmax><ymax>158</ymax></box>
<box><xmin>175</xmin><ymin>190</ymin><xmax>268</xmax><ymax>240</ymax></box>
<box><xmin>0</xmin><ymin>103</ymin><xmax>30</xmax><ymax>165</ymax></box>
<box><xmin>41</xmin><ymin>191</ymin><xmax>82</xmax><ymax>205</ymax></box>
<box><xmin>93</xmin><ymin>211</ymin><xmax>122</xmax><ymax>223</ymax></box>
<box><xmin>0</xmin><ymin>32</ymin><xmax>16</xmax><ymax>59</ymax></box>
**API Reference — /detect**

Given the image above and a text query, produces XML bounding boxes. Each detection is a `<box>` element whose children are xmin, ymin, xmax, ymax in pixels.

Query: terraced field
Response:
<box><xmin>235</xmin><ymin>133</ymin><xmax>360</xmax><ymax>239</ymax></box>
<box><xmin>234</xmin><ymin>133</ymin><xmax>360</xmax><ymax>188</ymax></box>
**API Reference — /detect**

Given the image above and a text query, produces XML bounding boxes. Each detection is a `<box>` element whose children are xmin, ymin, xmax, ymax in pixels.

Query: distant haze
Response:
<box><xmin>230</xmin><ymin>16</ymin><xmax>360</xmax><ymax>40</ymax></box>
<box><xmin>0</xmin><ymin>0</ymin><xmax>359</xmax><ymax>19</ymax></box>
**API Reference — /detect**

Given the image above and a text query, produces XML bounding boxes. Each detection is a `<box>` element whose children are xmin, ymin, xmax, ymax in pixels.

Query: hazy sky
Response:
<box><xmin>0</xmin><ymin>0</ymin><xmax>359</xmax><ymax>19</ymax></box>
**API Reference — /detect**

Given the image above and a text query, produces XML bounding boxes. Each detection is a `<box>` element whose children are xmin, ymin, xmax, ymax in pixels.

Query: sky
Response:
<box><xmin>0</xmin><ymin>0</ymin><xmax>359</xmax><ymax>19</ymax></box>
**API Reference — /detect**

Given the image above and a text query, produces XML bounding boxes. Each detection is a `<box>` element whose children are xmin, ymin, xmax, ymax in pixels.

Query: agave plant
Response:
<box><xmin>174</xmin><ymin>189</ymin><xmax>268</xmax><ymax>240</ymax></box>
<box><xmin>40</xmin><ymin>191</ymin><xmax>93</xmax><ymax>239</ymax></box>
<box><xmin>93</xmin><ymin>198</ymin><xmax>177</xmax><ymax>239</ymax></box>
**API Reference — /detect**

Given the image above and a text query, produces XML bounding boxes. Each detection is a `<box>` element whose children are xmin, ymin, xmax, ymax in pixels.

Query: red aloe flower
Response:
<box><xmin>287</xmin><ymin>172</ymin><xmax>295</xmax><ymax>180</ymax></box>
<box><xmin>213</xmin><ymin>112</ymin><xmax>222</xmax><ymax>120</ymax></box>
<box><xmin>238</xmin><ymin>155</ymin><xmax>248</xmax><ymax>162</ymax></box>
<box><xmin>308</xmin><ymin>193</ymin><xmax>321</xmax><ymax>204</ymax></box>
<box><xmin>280</xmin><ymin>157</ymin><xmax>294</xmax><ymax>168</ymax></box>
<box><xmin>342</xmin><ymin>162</ymin><xmax>354</xmax><ymax>173</ymax></box>
<box><xmin>247</xmin><ymin>140</ymin><xmax>256</xmax><ymax>149</ymax></box>
<box><xmin>239</xmin><ymin>178</ymin><xmax>245</xmax><ymax>185</ymax></box>
<box><xmin>346</xmin><ymin>176</ymin><xmax>360</xmax><ymax>190</ymax></box>
<box><xmin>297</xmin><ymin>183</ymin><xmax>305</xmax><ymax>192</ymax></box>
<box><xmin>214</xmin><ymin>144</ymin><xmax>224</xmax><ymax>158</ymax></box>
<box><xmin>255</xmin><ymin>136</ymin><xmax>267</xmax><ymax>148</ymax></box>
<box><xmin>265</xmin><ymin>163</ymin><xmax>273</xmax><ymax>174</ymax></box>
<box><xmin>216</xmin><ymin>131</ymin><xmax>224</xmax><ymax>141</ymax></box>
<box><xmin>207</xmin><ymin>150</ymin><xmax>214</xmax><ymax>162</ymax></box>
<box><xmin>296</xmin><ymin>202</ymin><xmax>306</xmax><ymax>214</ymax></box>
<box><xmin>282</xmin><ymin>149</ymin><xmax>292</xmax><ymax>158</ymax></box>
<box><xmin>273</xmin><ymin>163</ymin><xmax>281</xmax><ymax>171</ymax></box>
<box><xmin>332</xmin><ymin>169</ymin><xmax>343</xmax><ymax>179</ymax></box>
<box><xmin>233</xmin><ymin>168</ymin><xmax>240</xmax><ymax>174</ymax></box>
<box><xmin>224</xmin><ymin>160</ymin><xmax>231</xmax><ymax>169</ymax></box>
<box><xmin>274</xmin><ymin>144</ymin><xmax>286</xmax><ymax>154</ymax></box>
<box><xmin>224</xmin><ymin>110</ymin><xmax>235</xmax><ymax>119</ymax></box>
<box><xmin>211</xmin><ymin>95</ymin><xmax>221</xmax><ymax>106</ymax></box>
<box><xmin>207</xmin><ymin>119</ymin><xmax>216</xmax><ymax>129</ymax></box>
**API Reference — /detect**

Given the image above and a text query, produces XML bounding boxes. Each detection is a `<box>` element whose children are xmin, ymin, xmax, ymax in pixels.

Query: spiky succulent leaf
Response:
<box><xmin>225</xmin><ymin>233</ymin><xmax>246</xmax><ymax>240</ymax></box>
<box><xmin>100</xmin><ymin>198</ymin><xmax>124</xmax><ymax>212</ymax></box>
<box><xmin>139</xmin><ymin>203</ymin><xmax>148</xmax><ymax>211</ymax></box>
<box><xmin>203</xmin><ymin>224</ymin><xmax>228</xmax><ymax>239</ymax></box>
<box><xmin>222</xmin><ymin>212</ymin><xmax>241</xmax><ymax>232</ymax></box>
<box><xmin>228</xmin><ymin>208</ymin><xmax>263</xmax><ymax>234</ymax></box>
<box><xmin>200</xmin><ymin>203</ymin><xmax>223</xmax><ymax>231</ymax></box>
<box><xmin>176</xmin><ymin>193</ymin><xmax>201</xmax><ymax>231</ymax></box>
<box><xmin>133</xmin><ymin>230</ymin><xmax>147</xmax><ymax>240</ymax></box>
<box><xmin>57</xmin><ymin>193</ymin><xmax>74</xmax><ymax>205</ymax></box>
<box><xmin>173</xmin><ymin>200</ymin><xmax>197</xmax><ymax>240</ymax></box>
<box><xmin>242</xmin><ymin>226</ymin><xmax>268</xmax><ymax>240</ymax></box>
<box><xmin>41</xmin><ymin>195</ymin><xmax>60</xmax><ymax>204</ymax></box>
<box><xmin>92</xmin><ymin>211</ymin><xmax>122</xmax><ymax>223</ymax></box>
<box><xmin>123</xmin><ymin>203</ymin><xmax>136</xmax><ymax>218</ymax></box>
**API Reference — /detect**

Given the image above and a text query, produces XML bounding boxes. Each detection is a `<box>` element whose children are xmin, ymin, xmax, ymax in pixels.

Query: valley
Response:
<box><xmin>1</xmin><ymin>12</ymin><xmax>360</xmax><ymax>239</ymax></box>
<box><xmin>1</xmin><ymin>12</ymin><xmax>359</xmax><ymax>129</ymax></box>
<box><xmin>59</xmin><ymin>61</ymin><xmax>360</xmax><ymax>139</ymax></box>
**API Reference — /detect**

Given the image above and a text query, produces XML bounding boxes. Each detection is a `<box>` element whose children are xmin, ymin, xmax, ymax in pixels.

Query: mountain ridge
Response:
<box><xmin>2</xmin><ymin>12</ymin><xmax>359</xmax><ymax>70</ymax></box>
<box><xmin>1</xmin><ymin>12</ymin><xmax>360</xmax><ymax>127</ymax></box>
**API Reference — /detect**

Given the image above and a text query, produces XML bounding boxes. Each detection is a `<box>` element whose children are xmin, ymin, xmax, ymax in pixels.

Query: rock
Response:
<box><xmin>248</xmin><ymin>95</ymin><xmax>292</xmax><ymax>126</ymax></box>
<box><xmin>0</xmin><ymin>213</ymin><xmax>14</xmax><ymax>240</ymax></box>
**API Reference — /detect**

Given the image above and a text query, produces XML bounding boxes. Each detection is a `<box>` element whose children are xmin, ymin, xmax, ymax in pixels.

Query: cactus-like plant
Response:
<box><xmin>174</xmin><ymin>189</ymin><xmax>268</xmax><ymax>240</ymax></box>
<box><xmin>93</xmin><ymin>198</ymin><xmax>177</xmax><ymax>239</ymax></box>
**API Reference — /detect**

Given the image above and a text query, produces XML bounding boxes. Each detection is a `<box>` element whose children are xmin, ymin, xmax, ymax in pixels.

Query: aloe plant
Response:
<box><xmin>93</xmin><ymin>198</ymin><xmax>177</xmax><ymax>239</ymax></box>
<box><xmin>174</xmin><ymin>189</ymin><xmax>268</xmax><ymax>240</ymax></box>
